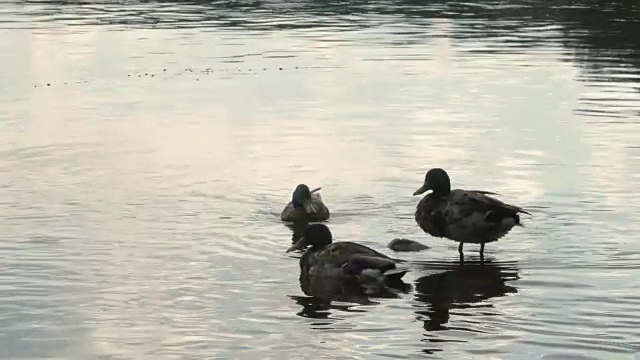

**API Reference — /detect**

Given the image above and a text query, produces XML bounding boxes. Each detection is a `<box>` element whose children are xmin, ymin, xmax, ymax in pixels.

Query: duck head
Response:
<box><xmin>286</xmin><ymin>223</ymin><xmax>333</xmax><ymax>253</ymax></box>
<box><xmin>413</xmin><ymin>168</ymin><xmax>451</xmax><ymax>196</ymax></box>
<box><xmin>292</xmin><ymin>184</ymin><xmax>318</xmax><ymax>213</ymax></box>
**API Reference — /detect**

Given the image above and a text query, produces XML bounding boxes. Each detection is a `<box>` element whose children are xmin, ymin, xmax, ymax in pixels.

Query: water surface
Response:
<box><xmin>1</xmin><ymin>0</ymin><xmax>639</xmax><ymax>359</ymax></box>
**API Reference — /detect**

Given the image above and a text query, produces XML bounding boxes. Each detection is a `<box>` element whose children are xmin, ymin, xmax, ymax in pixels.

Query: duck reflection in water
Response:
<box><xmin>289</xmin><ymin>292</ymin><xmax>369</xmax><ymax>321</ymax></box>
<box><xmin>290</xmin><ymin>262</ymin><xmax>413</xmax><ymax>320</ymax></box>
<box><xmin>284</xmin><ymin>220</ymin><xmax>309</xmax><ymax>245</ymax></box>
<box><xmin>413</xmin><ymin>260</ymin><xmax>519</xmax><ymax>334</ymax></box>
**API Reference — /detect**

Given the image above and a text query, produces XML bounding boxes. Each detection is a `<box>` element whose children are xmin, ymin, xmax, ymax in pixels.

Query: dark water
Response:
<box><xmin>1</xmin><ymin>0</ymin><xmax>639</xmax><ymax>358</ymax></box>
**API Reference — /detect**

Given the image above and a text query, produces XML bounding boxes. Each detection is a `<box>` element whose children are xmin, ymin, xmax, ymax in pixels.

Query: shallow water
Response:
<box><xmin>1</xmin><ymin>0</ymin><xmax>639</xmax><ymax>358</ymax></box>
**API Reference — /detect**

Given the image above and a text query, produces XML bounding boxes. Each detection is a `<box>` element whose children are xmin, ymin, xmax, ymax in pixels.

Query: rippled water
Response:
<box><xmin>1</xmin><ymin>0</ymin><xmax>639</xmax><ymax>358</ymax></box>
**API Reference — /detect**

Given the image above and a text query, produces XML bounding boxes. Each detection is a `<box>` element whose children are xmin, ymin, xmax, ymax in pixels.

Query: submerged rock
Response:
<box><xmin>388</xmin><ymin>238</ymin><xmax>430</xmax><ymax>252</ymax></box>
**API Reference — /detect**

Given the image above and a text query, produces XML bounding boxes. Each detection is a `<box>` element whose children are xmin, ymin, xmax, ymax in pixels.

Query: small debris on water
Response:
<box><xmin>388</xmin><ymin>238</ymin><xmax>430</xmax><ymax>252</ymax></box>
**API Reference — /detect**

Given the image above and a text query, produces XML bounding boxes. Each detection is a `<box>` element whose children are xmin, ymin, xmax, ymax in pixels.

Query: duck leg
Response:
<box><xmin>479</xmin><ymin>243</ymin><xmax>485</xmax><ymax>263</ymax></box>
<box><xmin>458</xmin><ymin>242</ymin><xmax>464</xmax><ymax>263</ymax></box>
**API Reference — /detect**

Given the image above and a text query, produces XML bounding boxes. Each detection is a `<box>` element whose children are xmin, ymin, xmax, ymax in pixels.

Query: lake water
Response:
<box><xmin>1</xmin><ymin>0</ymin><xmax>639</xmax><ymax>359</ymax></box>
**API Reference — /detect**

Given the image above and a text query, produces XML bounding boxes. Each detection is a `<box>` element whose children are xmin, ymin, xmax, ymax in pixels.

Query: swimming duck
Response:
<box><xmin>413</xmin><ymin>168</ymin><xmax>530</xmax><ymax>261</ymax></box>
<box><xmin>280</xmin><ymin>184</ymin><xmax>330</xmax><ymax>222</ymax></box>
<box><xmin>286</xmin><ymin>224</ymin><xmax>408</xmax><ymax>294</ymax></box>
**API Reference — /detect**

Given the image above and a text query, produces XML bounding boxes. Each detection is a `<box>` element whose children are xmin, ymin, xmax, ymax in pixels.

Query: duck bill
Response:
<box><xmin>413</xmin><ymin>184</ymin><xmax>430</xmax><ymax>196</ymax></box>
<box><xmin>303</xmin><ymin>199</ymin><xmax>318</xmax><ymax>214</ymax></box>
<box><xmin>286</xmin><ymin>237</ymin><xmax>307</xmax><ymax>253</ymax></box>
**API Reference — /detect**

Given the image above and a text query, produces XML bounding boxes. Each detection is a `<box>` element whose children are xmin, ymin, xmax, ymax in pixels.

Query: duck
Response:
<box><xmin>286</xmin><ymin>224</ymin><xmax>409</xmax><ymax>294</ymax></box>
<box><xmin>413</xmin><ymin>168</ymin><xmax>530</xmax><ymax>261</ymax></box>
<box><xmin>280</xmin><ymin>184</ymin><xmax>330</xmax><ymax>222</ymax></box>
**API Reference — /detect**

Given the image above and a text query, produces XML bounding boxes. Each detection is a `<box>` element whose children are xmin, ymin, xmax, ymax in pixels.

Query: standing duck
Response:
<box><xmin>413</xmin><ymin>168</ymin><xmax>530</xmax><ymax>261</ymax></box>
<box><xmin>280</xmin><ymin>184</ymin><xmax>330</xmax><ymax>222</ymax></box>
<box><xmin>286</xmin><ymin>224</ymin><xmax>408</xmax><ymax>294</ymax></box>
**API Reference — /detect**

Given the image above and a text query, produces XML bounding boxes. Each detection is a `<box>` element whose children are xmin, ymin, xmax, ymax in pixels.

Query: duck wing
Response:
<box><xmin>316</xmin><ymin>241</ymin><xmax>392</xmax><ymax>267</ymax></box>
<box><xmin>342</xmin><ymin>254</ymin><xmax>397</xmax><ymax>274</ymax></box>
<box><xmin>442</xmin><ymin>189</ymin><xmax>530</xmax><ymax>237</ymax></box>
<box><xmin>309</xmin><ymin>192</ymin><xmax>327</xmax><ymax>213</ymax></box>
<box><xmin>448</xmin><ymin>190</ymin><xmax>529</xmax><ymax>218</ymax></box>
<box><xmin>304</xmin><ymin>192</ymin><xmax>330</xmax><ymax>220</ymax></box>
<box><xmin>320</xmin><ymin>242</ymin><xmax>409</xmax><ymax>277</ymax></box>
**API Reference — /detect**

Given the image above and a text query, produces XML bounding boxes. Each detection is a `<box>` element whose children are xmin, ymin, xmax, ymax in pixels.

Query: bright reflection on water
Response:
<box><xmin>0</xmin><ymin>0</ymin><xmax>639</xmax><ymax>359</ymax></box>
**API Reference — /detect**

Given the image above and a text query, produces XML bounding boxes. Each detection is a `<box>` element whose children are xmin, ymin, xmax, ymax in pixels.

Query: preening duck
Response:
<box><xmin>280</xmin><ymin>184</ymin><xmax>330</xmax><ymax>222</ymax></box>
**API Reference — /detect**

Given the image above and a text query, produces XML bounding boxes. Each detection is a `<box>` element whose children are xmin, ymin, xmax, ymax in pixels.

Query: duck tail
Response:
<box><xmin>518</xmin><ymin>208</ymin><xmax>532</xmax><ymax>216</ymax></box>
<box><xmin>383</xmin><ymin>267</ymin><xmax>409</xmax><ymax>280</ymax></box>
<box><xmin>514</xmin><ymin>210</ymin><xmax>531</xmax><ymax>227</ymax></box>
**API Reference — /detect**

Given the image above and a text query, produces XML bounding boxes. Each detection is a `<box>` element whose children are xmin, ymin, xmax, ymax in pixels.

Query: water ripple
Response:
<box><xmin>1</xmin><ymin>0</ymin><xmax>640</xmax><ymax>358</ymax></box>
